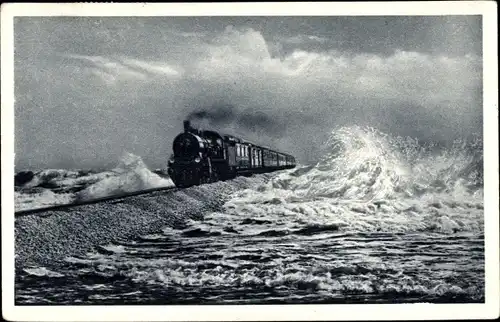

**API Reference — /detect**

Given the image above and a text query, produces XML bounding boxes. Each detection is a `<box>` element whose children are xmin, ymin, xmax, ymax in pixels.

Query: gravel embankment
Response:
<box><xmin>15</xmin><ymin>175</ymin><xmax>270</xmax><ymax>268</ymax></box>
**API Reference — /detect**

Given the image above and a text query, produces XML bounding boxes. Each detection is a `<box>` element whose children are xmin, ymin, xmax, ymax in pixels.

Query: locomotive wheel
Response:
<box><xmin>212</xmin><ymin>169</ymin><xmax>219</xmax><ymax>183</ymax></box>
<box><xmin>194</xmin><ymin>168</ymin><xmax>204</xmax><ymax>186</ymax></box>
<box><xmin>174</xmin><ymin>168</ymin><xmax>199</xmax><ymax>188</ymax></box>
<box><xmin>199</xmin><ymin>174</ymin><xmax>208</xmax><ymax>185</ymax></box>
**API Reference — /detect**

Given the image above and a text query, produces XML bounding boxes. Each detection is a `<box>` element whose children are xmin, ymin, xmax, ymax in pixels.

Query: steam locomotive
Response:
<box><xmin>167</xmin><ymin>120</ymin><xmax>296</xmax><ymax>188</ymax></box>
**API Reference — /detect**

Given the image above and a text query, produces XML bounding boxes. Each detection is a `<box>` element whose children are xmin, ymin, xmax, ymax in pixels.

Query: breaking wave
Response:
<box><xmin>15</xmin><ymin>152</ymin><xmax>173</xmax><ymax>211</ymax></box>
<box><xmin>224</xmin><ymin>126</ymin><xmax>483</xmax><ymax>234</ymax></box>
<box><xmin>75</xmin><ymin>152</ymin><xmax>173</xmax><ymax>201</ymax></box>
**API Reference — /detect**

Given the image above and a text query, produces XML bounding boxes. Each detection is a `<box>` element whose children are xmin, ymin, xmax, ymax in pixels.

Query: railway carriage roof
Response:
<box><xmin>222</xmin><ymin>134</ymin><xmax>260</xmax><ymax>147</ymax></box>
<box><xmin>220</xmin><ymin>133</ymin><xmax>294</xmax><ymax>157</ymax></box>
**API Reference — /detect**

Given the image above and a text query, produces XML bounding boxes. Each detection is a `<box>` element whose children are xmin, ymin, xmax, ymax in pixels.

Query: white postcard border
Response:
<box><xmin>2</xmin><ymin>2</ymin><xmax>498</xmax><ymax>321</ymax></box>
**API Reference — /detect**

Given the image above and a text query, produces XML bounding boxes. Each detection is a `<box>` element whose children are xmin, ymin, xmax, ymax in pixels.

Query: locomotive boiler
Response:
<box><xmin>167</xmin><ymin>120</ymin><xmax>296</xmax><ymax>188</ymax></box>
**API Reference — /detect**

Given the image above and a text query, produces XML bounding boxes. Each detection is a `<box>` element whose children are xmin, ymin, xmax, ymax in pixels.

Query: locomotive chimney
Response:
<box><xmin>183</xmin><ymin>120</ymin><xmax>191</xmax><ymax>132</ymax></box>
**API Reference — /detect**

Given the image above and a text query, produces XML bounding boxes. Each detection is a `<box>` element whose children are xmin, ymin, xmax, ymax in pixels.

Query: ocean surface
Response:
<box><xmin>15</xmin><ymin>126</ymin><xmax>484</xmax><ymax>304</ymax></box>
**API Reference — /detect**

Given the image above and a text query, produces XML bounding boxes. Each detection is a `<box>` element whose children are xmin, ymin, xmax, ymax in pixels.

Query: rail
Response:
<box><xmin>15</xmin><ymin>185</ymin><xmax>179</xmax><ymax>216</ymax></box>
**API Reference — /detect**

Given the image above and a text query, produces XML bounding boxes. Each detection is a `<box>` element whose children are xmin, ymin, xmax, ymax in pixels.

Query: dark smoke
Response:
<box><xmin>186</xmin><ymin>103</ymin><xmax>288</xmax><ymax>137</ymax></box>
<box><xmin>187</xmin><ymin>103</ymin><xmax>235</xmax><ymax>124</ymax></box>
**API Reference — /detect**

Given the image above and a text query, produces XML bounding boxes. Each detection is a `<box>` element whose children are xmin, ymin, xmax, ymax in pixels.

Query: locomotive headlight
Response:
<box><xmin>194</xmin><ymin>157</ymin><xmax>201</xmax><ymax>163</ymax></box>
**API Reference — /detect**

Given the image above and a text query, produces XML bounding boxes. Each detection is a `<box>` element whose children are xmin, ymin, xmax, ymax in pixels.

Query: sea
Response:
<box><xmin>14</xmin><ymin>126</ymin><xmax>484</xmax><ymax>304</ymax></box>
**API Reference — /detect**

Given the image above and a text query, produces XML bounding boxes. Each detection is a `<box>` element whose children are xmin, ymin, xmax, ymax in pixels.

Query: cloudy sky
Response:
<box><xmin>14</xmin><ymin>16</ymin><xmax>482</xmax><ymax>170</ymax></box>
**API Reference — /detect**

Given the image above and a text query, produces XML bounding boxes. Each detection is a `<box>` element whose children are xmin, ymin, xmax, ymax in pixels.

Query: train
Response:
<box><xmin>167</xmin><ymin>120</ymin><xmax>296</xmax><ymax>188</ymax></box>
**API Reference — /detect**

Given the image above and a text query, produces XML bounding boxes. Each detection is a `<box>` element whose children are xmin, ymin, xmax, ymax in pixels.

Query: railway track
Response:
<box><xmin>15</xmin><ymin>185</ymin><xmax>179</xmax><ymax>216</ymax></box>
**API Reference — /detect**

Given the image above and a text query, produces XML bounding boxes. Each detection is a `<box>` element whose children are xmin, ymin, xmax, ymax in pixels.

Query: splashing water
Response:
<box><xmin>15</xmin><ymin>127</ymin><xmax>484</xmax><ymax>304</ymax></box>
<box><xmin>76</xmin><ymin>152</ymin><xmax>174</xmax><ymax>201</ymax></box>
<box><xmin>15</xmin><ymin>152</ymin><xmax>173</xmax><ymax>211</ymax></box>
<box><xmin>230</xmin><ymin>126</ymin><xmax>484</xmax><ymax>234</ymax></box>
